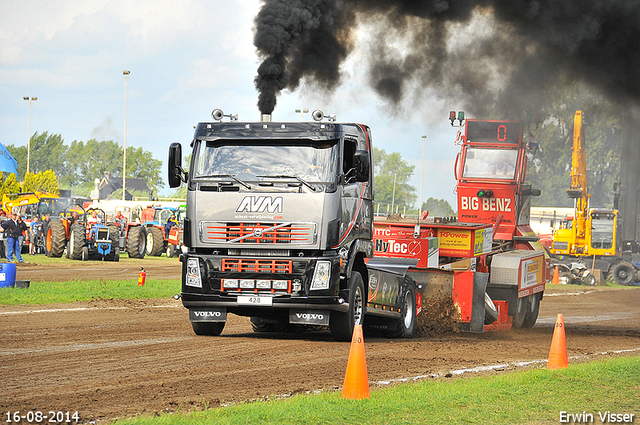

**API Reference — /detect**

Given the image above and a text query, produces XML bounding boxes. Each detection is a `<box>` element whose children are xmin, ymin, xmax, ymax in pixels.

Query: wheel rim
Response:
<box><xmin>146</xmin><ymin>231</ymin><xmax>153</xmax><ymax>253</ymax></box>
<box><xmin>402</xmin><ymin>290</ymin><xmax>414</xmax><ymax>329</ymax></box>
<box><xmin>617</xmin><ymin>269</ymin><xmax>629</xmax><ymax>280</ymax></box>
<box><xmin>353</xmin><ymin>285</ymin><xmax>363</xmax><ymax>325</ymax></box>
<box><xmin>69</xmin><ymin>231</ymin><xmax>75</xmax><ymax>253</ymax></box>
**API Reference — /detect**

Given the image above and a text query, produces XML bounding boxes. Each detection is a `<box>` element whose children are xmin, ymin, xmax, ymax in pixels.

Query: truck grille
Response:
<box><xmin>200</xmin><ymin>221</ymin><xmax>316</xmax><ymax>245</ymax></box>
<box><xmin>221</xmin><ymin>258</ymin><xmax>293</xmax><ymax>293</ymax></box>
<box><xmin>222</xmin><ymin>258</ymin><xmax>292</xmax><ymax>273</ymax></box>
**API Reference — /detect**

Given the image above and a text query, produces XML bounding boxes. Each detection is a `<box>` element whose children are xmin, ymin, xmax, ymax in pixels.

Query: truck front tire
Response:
<box><xmin>330</xmin><ymin>271</ymin><xmax>365</xmax><ymax>342</ymax></box>
<box><xmin>192</xmin><ymin>321</ymin><xmax>225</xmax><ymax>336</ymax></box>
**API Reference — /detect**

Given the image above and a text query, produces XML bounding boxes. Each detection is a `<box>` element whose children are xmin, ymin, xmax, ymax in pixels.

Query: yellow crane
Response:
<box><xmin>550</xmin><ymin>111</ymin><xmax>629</xmax><ymax>284</ymax></box>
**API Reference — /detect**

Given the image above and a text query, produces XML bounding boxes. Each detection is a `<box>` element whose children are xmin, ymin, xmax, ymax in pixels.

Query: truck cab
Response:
<box><xmin>168</xmin><ymin>111</ymin><xmax>378</xmax><ymax>341</ymax></box>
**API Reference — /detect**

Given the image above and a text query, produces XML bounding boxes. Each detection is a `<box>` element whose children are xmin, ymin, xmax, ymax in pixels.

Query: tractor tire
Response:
<box><xmin>330</xmin><ymin>271</ymin><xmax>365</xmax><ymax>342</ymax></box>
<box><xmin>611</xmin><ymin>261</ymin><xmax>634</xmax><ymax>286</ymax></box>
<box><xmin>126</xmin><ymin>226</ymin><xmax>146</xmax><ymax>258</ymax></box>
<box><xmin>46</xmin><ymin>220</ymin><xmax>66</xmax><ymax>258</ymax></box>
<box><xmin>191</xmin><ymin>321</ymin><xmax>225</xmax><ymax>336</ymax></box>
<box><xmin>521</xmin><ymin>293</ymin><xmax>542</xmax><ymax>329</ymax></box>
<box><xmin>106</xmin><ymin>225</ymin><xmax>120</xmax><ymax>262</ymax></box>
<box><xmin>146</xmin><ymin>226</ymin><xmax>164</xmax><ymax>257</ymax></box>
<box><xmin>69</xmin><ymin>223</ymin><xmax>87</xmax><ymax>260</ymax></box>
<box><xmin>484</xmin><ymin>292</ymin><xmax>499</xmax><ymax>325</ymax></box>
<box><xmin>511</xmin><ymin>295</ymin><xmax>529</xmax><ymax>329</ymax></box>
<box><xmin>81</xmin><ymin>246</ymin><xmax>89</xmax><ymax>261</ymax></box>
<box><xmin>386</xmin><ymin>278</ymin><xmax>417</xmax><ymax>338</ymax></box>
<box><xmin>166</xmin><ymin>244</ymin><xmax>178</xmax><ymax>258</ymax></box>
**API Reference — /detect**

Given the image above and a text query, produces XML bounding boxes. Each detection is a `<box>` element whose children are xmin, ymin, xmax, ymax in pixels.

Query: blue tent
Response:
<box><xmin>0</xmin><ymin>142</ymin><xmax>18</xmax><ymax>176</ymax></box>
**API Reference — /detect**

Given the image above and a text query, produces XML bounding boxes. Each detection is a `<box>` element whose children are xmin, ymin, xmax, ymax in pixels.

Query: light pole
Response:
<box><xmin>295</xmin><ymin>108</ymin><xmax>308</xmax><ymax>121</ymax></box>
<box><xmin>419</xmin><ymin>135</ymin><xmax>426</xmax><ymax>218</ymax></box>
<box><xmin>23</xmin><ymin>96</ymin><xmax>37</xmax><ymax>174</ymax></box>
<box><xmin>122</xmin><ymin>70</ymin><xmax>130</xmax><ymax>201</ymax></box>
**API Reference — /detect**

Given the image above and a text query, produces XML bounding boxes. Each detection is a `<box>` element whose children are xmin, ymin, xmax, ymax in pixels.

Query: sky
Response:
<box><xmin>0</xmin><ymin>0</ymin><xmax>463</xmax><ymax>207</ymax></box>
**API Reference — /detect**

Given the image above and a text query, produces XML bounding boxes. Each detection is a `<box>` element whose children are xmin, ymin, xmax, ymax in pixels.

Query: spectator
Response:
<box><xmin>164</xmin><ymin>213</ymin><xmax>179</xmax><ymax>237</ymax></box>
<box><xmin>0</xmin><ymin>216</ymin><xmax>5</xmax><ymax>259</ymax></box>
<box><xmin>29</xmin><ymin>216</ymin><xmax>42</xmax><ymax>255</ymax></box>
<box><xmin>16</xmin><ymin>216</ymin><xmax>28</xmax><ymax>256</ymax></box>
<box><xmin>1</xmin><ymin>214</ymin><xmax>25</xmax><ymax>263</ymax></box>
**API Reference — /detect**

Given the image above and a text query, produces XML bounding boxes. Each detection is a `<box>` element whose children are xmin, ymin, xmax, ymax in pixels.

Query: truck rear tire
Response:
<box><xmin>386</xmin><ymin>278</ymin><xmax>416</xmax><ymax>338</ymax></box>
<box><xmin>511</xmin><ymin>295</ymin><xmax>529</xmax><ymax>329</ymax></box>
<box><xmin>521</xmin><ymin>293</ymin><xmax>541</xmax><ymax>328</ymax></box>
<box><xmin>330</xmin><ymin>271</ymin><xmax>365</xmax><ymax>342</ymax></box>
<box><xmin>126</xmin><ymin>226</ymin><xmax>146</xmax><ymax>258</ymax></box>
<box><xmin>611</xmin><ymin>261</ymin><xmax>634</xmax><ymax>286</ymax></box>
<box><xmin>192</xmin><ymin>321</ymin><xmax>225</xmax><ymax>336</ymax></box>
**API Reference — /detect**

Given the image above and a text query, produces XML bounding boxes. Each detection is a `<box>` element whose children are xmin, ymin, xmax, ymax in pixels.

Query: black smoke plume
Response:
<box><xmin>254</xmin><ymin>0</ymin><xmax>640</xmax><ymax>117</ymax></box>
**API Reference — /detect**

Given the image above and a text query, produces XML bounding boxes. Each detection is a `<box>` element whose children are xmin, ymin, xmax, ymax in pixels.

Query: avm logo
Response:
<box><xmin>236</xmin><ymin>196</ymin><xmax>283</xmax><ymax>213</ymax></box>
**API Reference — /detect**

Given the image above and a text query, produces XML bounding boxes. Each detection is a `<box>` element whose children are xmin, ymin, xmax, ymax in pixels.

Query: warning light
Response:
<box><xmin>449</xmin><ymin>111</ymin><xmax>466</xmax><ymax>127</ymax></box>
<box><xmin>477</xmin><ymin>189</ymin><xmax>494</xmax><ymax>198</ymax></box>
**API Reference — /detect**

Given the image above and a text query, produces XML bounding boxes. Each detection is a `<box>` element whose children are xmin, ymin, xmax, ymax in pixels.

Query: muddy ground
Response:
<box><xmin>1</xmin><ymin>259</ymin><xmax>639</xmax><ymax>423</ymax></box>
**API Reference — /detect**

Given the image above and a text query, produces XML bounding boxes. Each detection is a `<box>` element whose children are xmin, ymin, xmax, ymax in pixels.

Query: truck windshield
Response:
<box><xmin>193</xmin><ymin>141</ymin><xmax>338</xmax><ymax>183</ymax></box>
<box><xmin>462</xmin><ymin>147</ymin><xmax>518</xmax><ymax>180</ymax></box>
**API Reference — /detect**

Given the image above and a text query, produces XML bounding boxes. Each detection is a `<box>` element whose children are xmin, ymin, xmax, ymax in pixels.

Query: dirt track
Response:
<box><xmin>1</xmin><ymin>260</ymin><xmax>639</xmax><ymax>424</ymax></box>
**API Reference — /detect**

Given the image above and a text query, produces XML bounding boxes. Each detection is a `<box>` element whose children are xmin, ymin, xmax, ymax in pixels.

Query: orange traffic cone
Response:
<box><xmin>552</xmin><ymin>265</ymin><xmax>559</xmax><ymax>284</ymax></box>
<box><xmin>547</xmin><ymin>314</ymin><xmax>568</xmax><ymax>369</ymax></box>
<box><xmin>342</xmin><ymin>324</ymin><xmax>370</xmax><ymax>399</ymax></box>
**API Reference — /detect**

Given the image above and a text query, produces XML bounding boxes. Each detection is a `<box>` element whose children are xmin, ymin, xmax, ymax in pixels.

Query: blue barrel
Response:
<box><xmin>0</xmin><ymin>263</ymin><xmax>17</xmax><ymax>288</ymax></box>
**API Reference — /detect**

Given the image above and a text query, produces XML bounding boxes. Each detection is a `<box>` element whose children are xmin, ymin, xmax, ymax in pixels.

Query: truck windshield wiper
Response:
<box><xmin>197</xmin><ymin>174</ymin><xmax>251</xmax><ymax>189</ymax></box>
<box><xmin>256</xmin><ymin>175</ymin><xmax>316</xmax><ymax>191</ymax></box>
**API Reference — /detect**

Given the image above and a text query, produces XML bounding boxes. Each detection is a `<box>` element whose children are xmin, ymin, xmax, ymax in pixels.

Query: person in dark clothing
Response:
<box><xmin>1</xmin><ymin>213</ymin><xmax>25</xmax><ymax>262</ymax></box>
<box><xmin>16</xmin><ymin>216</ymin><xmax>28</xmax><ymax>254</ymax></box>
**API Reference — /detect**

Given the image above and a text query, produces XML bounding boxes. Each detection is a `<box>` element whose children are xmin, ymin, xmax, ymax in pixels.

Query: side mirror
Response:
<box><xmin>353</xmin><ymin>150</ymin><xmax>370</xmax><ymax>182</ymax></box>
<box><xmin>168</xmin><ymin>142</ymin><xmax>185</xmax><ymax>188</ymax></box>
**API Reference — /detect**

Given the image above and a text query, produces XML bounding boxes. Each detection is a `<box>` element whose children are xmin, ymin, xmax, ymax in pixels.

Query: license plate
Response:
<box><xmin>237</xmin><ymin>295</ymin><xmax>273</xmax><ymax>306</ymax></box>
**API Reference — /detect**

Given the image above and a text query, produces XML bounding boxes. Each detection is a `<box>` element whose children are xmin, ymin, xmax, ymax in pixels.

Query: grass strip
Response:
<box><xmin>112</xmin><ymin>355</ymin><xmax>640</xmax><ymax>425</ymax></box>
<box><xmin>0</xmin><ymin>278</ymin><xmax>180</xmax><ymax>305</ymax></box>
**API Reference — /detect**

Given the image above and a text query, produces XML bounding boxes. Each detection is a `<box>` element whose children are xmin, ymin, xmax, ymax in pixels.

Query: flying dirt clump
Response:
<box><xmin>414</xmin><ymin>295</ymin><xmax>460</xmax><ymax>337</ymax></box>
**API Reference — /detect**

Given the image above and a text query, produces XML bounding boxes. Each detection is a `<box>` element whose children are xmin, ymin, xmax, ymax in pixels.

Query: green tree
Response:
<box><xmin>422</xmin><ymin>197</ymin><xmax>456</xmax><ymax>217</ymax></box>
<box><xmin>22</xmin><ymin>170</ymin><xmax>60</xmax><ymax>195</ymax></box>
<box><xmin>5</xmin><ymin>132</ymin><xmax>67</xmax><ymax>179</ymax></box>
<box><xmin>524</xmin><ymin>81</ymin><xmax>621</xmax><ymax>208</ymax></box>
<box><xmin>0</xmin><ymin>174</ymin><xmax>22</xmax><ymax>200</ymax></box>
<box><xmin>373</xmin><ymin>147</ymin><xmax>417</xmax><ymax>213</ymax></box>
<box><xmin>6</xmin><ymin>135</ymin><xmax>164</xmax><ymax>197</ymax></box>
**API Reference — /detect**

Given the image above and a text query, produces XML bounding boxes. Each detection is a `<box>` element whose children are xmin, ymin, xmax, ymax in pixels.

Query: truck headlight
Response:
<box><xmin>186</xmin><ymin>257</ymin><xmax>202</xmax><ymax>288</ymax></box>
<box><xmin>310</xmin><ymin>260</ymin><xmax>331</xmax><ymax>290</ymax></box>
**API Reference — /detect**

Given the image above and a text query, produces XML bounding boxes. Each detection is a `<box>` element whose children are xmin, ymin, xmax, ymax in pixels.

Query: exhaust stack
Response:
<box><xmin>261</xmin><ymin>114</ymin><xmax>272</xmax><ymax>122</ymax></box>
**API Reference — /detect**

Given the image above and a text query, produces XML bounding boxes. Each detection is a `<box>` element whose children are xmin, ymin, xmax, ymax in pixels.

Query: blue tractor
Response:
<box><xmin>67</xmin><ymin>208</ymin><xmax>120</xmax><ymax>261</ymax></box>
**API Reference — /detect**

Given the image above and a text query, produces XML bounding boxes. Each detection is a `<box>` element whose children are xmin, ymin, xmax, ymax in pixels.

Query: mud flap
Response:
<box><xmin>289</xmin><ymin>310</ymin><xmax>330</xmax><ymax>326</ymax></box>
<box><xmin>470</xmin><ymin>272</ymin><xmax>489</xmax><ymax>333</ymax></box>
<box><xmin>189</xmin><ymin>307</ymin><xmax>227</xmax><ymax>322</ymax></box>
